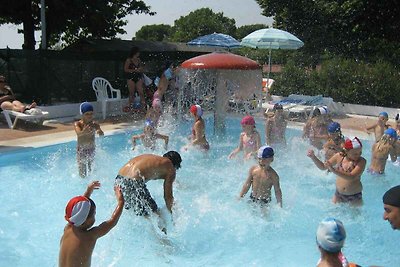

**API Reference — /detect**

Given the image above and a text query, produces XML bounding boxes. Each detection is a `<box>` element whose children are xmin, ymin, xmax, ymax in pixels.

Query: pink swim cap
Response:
<box><xmin>241</xmin><ymin>115</ymin><xmax>255</xmax><ymax>126</ymax></box>
<box><xmin>65</xmin><ymin>196</ymin><xmax>91</xmax><ymax>226</ymax></box>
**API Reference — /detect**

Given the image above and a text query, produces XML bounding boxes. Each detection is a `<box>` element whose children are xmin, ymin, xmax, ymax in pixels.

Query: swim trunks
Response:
<box><xmin>198</xmin><ymin>142</ymin><xmax>210</xmax><ymax>151</ymax></box>
<box><xmin>250</xmin><ymin>194</ymin><xmax>271</xmax><ymax>205</ymax></box>
<box><xmin>335</xmin><ymin>190</ymin><xmax>362</xmax><ymax>203</ymax></box>
<box><xmin>77</xmin><ymin>146</ymin><xmax>95</xmax><ymax>163</ymax></box>
<box><xmin>115</xmin><ymin>175</ymin><xmax>158</xmax><ymax>216</ymax></box>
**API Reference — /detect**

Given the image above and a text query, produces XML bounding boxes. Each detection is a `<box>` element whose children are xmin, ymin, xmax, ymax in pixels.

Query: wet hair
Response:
<box><xmin>163</xmin><ymin>60</ymin><xmax>173</xmax><ymax>70</ymax></box>
<box><xmin>87</xmin><ymin>198</ymin><xmax>96</xmax><ymax>218</ymax></box>
<box><xmin>129</xmin><ymin>46</ymin><xmax>140</xmax><ymax>58</ymax></box>
<box><xmin>163</xmin><ymin>151</ymin><xmax>182</xmax><ymax>169</ymax></box>
<box><xmin>273</xmin><ymin>103</ymin><xmax>283</xmax><ymax>111</ymax></box>
<box><xmin>312</xmin><ymin>108</ymin><xmax>321</xmax><ymax>118</ymax></box>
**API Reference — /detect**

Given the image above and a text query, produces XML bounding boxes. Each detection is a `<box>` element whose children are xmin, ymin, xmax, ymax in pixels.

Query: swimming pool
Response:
<box><xmin>0</xmin><ymin>116</ymin><xmax>398</xmax><ymax>266</ymax></box>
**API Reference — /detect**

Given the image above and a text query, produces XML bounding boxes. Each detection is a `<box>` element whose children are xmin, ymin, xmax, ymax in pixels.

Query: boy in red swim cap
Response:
<box><xmin>59</xmin><ymin>181</ymin><xmax>124</xmax><ymax>267</ymax></box>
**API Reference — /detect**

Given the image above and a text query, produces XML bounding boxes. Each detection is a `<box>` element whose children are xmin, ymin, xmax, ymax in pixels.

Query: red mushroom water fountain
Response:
<box><xmin>179</xmin><ymin>51</ymin><xmax>262</xmax><ymax>132</ymax></box>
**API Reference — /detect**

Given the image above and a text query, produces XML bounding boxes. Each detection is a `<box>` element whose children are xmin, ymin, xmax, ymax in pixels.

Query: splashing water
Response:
<box><xmin>0</xmin><ymin>116</ymin><xmax>398</xmax><ymax>266</ymax></box>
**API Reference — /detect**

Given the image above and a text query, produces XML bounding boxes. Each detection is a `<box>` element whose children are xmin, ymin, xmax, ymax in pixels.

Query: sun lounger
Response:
<box><xmin>262</xmin><ymin>94</ymin><xmax>333</xmax><ymax>120</ymax></box>
<box><xmin>2</xmin><ymin>109</ymin><xmax>49</xmax><ymax>129</ymax></box>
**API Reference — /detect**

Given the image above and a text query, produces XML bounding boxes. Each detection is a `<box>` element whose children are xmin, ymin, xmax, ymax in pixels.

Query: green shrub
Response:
<box><xmin>273</xmin><ymin>57</ymin><xmax>400</xmax><ymax>107</ymax></box>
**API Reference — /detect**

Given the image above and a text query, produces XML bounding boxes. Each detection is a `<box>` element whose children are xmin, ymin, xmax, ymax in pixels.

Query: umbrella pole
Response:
<box><xmin>267</xmin><ymin>45</ymin><xmax>272</xmax><ymax>83</ymax></box>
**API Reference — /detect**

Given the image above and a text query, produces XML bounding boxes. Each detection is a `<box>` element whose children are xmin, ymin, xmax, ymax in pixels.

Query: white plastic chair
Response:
<box><xmin>92</xmin><ymin>77</ymin><xmax>121</xmax><ymax>119</ymax></box>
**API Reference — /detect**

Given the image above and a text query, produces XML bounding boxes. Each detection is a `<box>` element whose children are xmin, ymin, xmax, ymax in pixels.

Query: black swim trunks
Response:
<box><xmin>250</xmin><ymin>194</ymin><xmax>271</xmax><ymax>205</ymax></box>
<box><xmin>115</xmin><ymin>175</ymin><xmax>158</xmax><ymax>216</ymax></box>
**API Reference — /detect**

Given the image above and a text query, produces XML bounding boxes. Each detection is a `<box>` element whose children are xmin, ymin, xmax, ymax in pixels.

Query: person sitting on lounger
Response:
<box><xmin>0</xmin><ymin>75</ymin><xmax>36</xmax><ymax>113</ymax></box>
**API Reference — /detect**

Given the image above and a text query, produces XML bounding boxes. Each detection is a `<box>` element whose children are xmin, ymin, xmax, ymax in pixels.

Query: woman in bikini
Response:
<box><xmin>186</xmin><ymin>104</ymin><xmax>209</xmax><ymax>151</ymax></box>
<box><xmin>307</xmin><ymin>136</ymin><xmax>366</xmax><ymax>206</ymax></box>
<box><xmin>368</xmin><ymin>128</ymin><xmax>397</xmax><ymax>174</ymax></box>
<box><xmin>323</xmin><ymin>122</ymin><xmax>345</xmax><ymax>161</ymax></box>
<box><xmin>265</xmin><ymin>103</ymin><xmax>287</xmax><ymax>146</ymax></box>
<box><xmin>0</xmin><ymin>75</ymin><xmax>36</xmax><ymax>112</ymax></box>
<box><xmin>229</xmin><ymin>115</ymin><xmax>261</xmax><ymax>160</ymax></box>
<box><xmin>124</xmin><ymin>47</ymin><xmax>145</xmax><ymax>108</ymax></box>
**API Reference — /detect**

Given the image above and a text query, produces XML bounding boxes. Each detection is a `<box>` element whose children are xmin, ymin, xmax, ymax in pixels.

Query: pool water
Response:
<box><xmin>0</xmin><ymin>116</ymin><xmax>398</xmax><ymax>266</ymax></box>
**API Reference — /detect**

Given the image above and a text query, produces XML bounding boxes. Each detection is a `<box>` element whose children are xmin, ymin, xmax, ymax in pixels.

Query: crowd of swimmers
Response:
<box><xmin>65</xmin><ymin>47</ymin><xmax>400</xmax><ymax>266</ymax></box>
<box><xmin>63</xmin><ymin>97</ymin><xmax>400</xmax><ymax>266</ymax></box>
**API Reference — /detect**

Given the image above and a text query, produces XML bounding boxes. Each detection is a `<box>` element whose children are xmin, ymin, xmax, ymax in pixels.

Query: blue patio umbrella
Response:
<box><xmin>187</xmin><ymin>33</ymin><xmax>241</xmax><ymax>49</ymax></box>
<box><xmin>240</xmin><ymin>28</ymin><xmax>304</xmax><ymax>82</ymax></box>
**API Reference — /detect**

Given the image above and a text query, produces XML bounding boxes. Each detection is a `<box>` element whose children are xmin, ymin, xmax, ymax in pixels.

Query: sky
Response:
<box><xmin>0</xmin><ymin>0</ymin><xmax>273</xmax><ymax>49</ymax></box>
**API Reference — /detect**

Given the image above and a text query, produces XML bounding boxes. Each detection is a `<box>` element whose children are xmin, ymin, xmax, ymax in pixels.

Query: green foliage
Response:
<box><xmin>135</xmin><ymin>24</ymin><xmax>173</xmax><ymax>41</ymax></box>
<box><xmin>273</xmin><ymin>57</ymin><xmax>400</xmax><ymax>107</ymax></box>
<box><xmin>235</xmin><ymin>24</ymin><xmax>267</xmax><ymax>40</ymax></box>
<box><xmin>170</xmin><ymin>8</ymin><xmax>236</xmax><ymax>42</ymax></box>
<box><xmin>256</xmin><ymin>0</ymin><xmax>400</xmax><ymax>64</ymax></box>
<box><xmin>0</xmin><ymin>0</ymin><xmax>154</xmax><ymax>49</ymax></box>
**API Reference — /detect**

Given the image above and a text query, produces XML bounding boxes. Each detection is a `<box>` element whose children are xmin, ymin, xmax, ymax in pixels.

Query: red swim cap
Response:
<box><xmin>190</xmin><ymin>104</ymin><xmax>203</xmax><ymax>117</ymax></box>
<box><xmin>343</xmin><ymin>137</ymin><xmax>362</xmax><ymax>150</ymax></box>
<box><xmin>241</xmin><ymin>115</ymin><xmax>255</xmax><ymax>126</ymax></box>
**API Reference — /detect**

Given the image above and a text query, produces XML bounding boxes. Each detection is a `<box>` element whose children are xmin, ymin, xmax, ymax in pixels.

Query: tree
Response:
<box><xmin>171</xmin><ymin>8</ymin><xmax>236</xmax><ymax>42</ymax></box>
<box><xmin>0</xmin><ymin>0</ymin><xmax>154</xmax><ymax>49</ymax></box>
<box><xmin>235</xmin><ymin>24</ymin><xmax>266</xmax><ymax>40</ymax></box>
<box><xmin>255</xmin><ymin>0</ymin><xmax>400</xmax><ymax>63</ymax></box>
<box><xmin>135</xmin><ymin>24</ymin><xmax>173</xmax><ymax>41</ymax></box>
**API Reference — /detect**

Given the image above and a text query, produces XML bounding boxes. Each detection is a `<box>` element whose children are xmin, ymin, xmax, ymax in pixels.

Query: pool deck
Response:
<box><xmin>0</xmin><ymin>112</ymin><xmax>384</xmax><ymax>152</ymax></box>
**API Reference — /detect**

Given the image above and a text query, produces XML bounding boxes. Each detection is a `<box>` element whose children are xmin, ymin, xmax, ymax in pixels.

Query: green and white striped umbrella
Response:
<box><xmin>240</xmin><ymin>28</ymin><xmax>304</xmax><ymax>50</ymax></box>
<box><xmin>240</xmin><ymin>28</ymin><xmax>304</xmax><ymax>82</ymax></box>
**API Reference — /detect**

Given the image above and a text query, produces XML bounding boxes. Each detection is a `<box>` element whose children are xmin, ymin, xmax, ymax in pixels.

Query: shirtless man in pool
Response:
<box><xmin>115</xmin><ymin>151</ymin><xmax>182</xmax><ymax>216</ymax></box>
<box><xmin>308</xmin><ymin>137</ymin><xmax>366</xmax><ymax>206</ymax></box>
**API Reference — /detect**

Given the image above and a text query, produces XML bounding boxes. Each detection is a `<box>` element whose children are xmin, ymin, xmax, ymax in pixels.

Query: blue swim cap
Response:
<box><xmin>257</xmin><ymin>145</ymin><xmax>274</xmax><ymax>159</ymax></box>
<box><xmin>327</xmin><ymin>122</ymin><xmax>341</xmax><ymax>133</ymax></box>
<box><xmin>80</xmin><ymin>102</ymin><xmax>93</xmax><ymax>115</ymax></box>
<box><xmin>316</xmin><ymin>218</ymin><xmax>346</xmax><ymax>253</ymax></box>
<box><xmin>379</xmin><ymin>111</ymin><xmax>389</xmax><ymax>119</ymax></box>
<box><xmin>144</xmin><ymin>118</ymin><xmax>154</xmax><ymax>127</ymax></box>
<box><xmin>384</xmin><ymin>128</ymin><xmax>397</xmax><ymax>139</ymax></box>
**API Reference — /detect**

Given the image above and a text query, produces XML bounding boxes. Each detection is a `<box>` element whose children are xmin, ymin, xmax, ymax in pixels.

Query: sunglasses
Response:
<box><xmin>0</xmin><ymin>80</ymin><xmax>5</xmax><ymax>83</ymax></box>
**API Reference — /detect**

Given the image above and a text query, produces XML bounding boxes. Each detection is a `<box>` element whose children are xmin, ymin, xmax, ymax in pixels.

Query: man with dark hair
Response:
<box><xmin>383</xmin><ymin>185</ymin><xmax>400</xmax><ymax>230</ymax></box>
<box><xmin>115</xmin><ymin>151</ymin><xmax>182</xmax><ymax>216</ymax></box>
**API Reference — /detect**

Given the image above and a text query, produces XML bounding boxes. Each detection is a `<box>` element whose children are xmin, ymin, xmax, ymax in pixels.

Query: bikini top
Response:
<box><xmin>128</xmin><ymin>60</ymin><xmax>141</xmax><ymax>70</ymax></box>
<box><xmin>243</xmin><ymin>133</ymin><xmax>257</xmax><ymax>149</ymax></box>
<box><xmin>338</xmin><ymin>156</ymin><xmax>359</xmax><ymax>173</ymax></box>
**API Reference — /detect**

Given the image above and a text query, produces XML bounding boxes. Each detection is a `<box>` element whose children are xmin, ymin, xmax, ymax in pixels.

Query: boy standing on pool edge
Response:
<box><xmin>74</xmin><ymin>102</ymin><xmax>104</xmax><ymax>177</ymax></box>
<box><xmin>239</xmin><ymin>145</ymin><xmax>283</xmax><ymax>207</ymax></box>
<box><xmin>59</xmin><ymin>181</ymin><xmax>124</xmax><ymax>267</ymax></box>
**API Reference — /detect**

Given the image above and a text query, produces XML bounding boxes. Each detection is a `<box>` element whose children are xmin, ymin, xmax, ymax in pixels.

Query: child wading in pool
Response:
<box><xmin>239</xmin><ymin>145</ymin><xmax>283</xmax><ymax>207</ymax></box>
<box><xmin>74</xmin><ymin>102</ymin><xmax>104</xmax><ymax>177</ymax></box>
<box><xmin>59</xmin><ymin>181</ymin><xmax>124</xmax><ymax>267</ymax></box>
<box><xmin>131</xmin><ymin>119</ymin><xmax>169</xmax><ymax>150</ymax></box>
<box><xmin>366</xmin><ymin>111</ymin><xmax>390</xmax><ymax>142</ymax></box>
<box><xmin>229</xmin><ymin>115</ymin><xmax>261</xmax><ymax>160</ymax></box>
<box><xmin>308</xmin><ymin>137</ymin><xmax>366</xmax><ymax>206</ymax></box>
